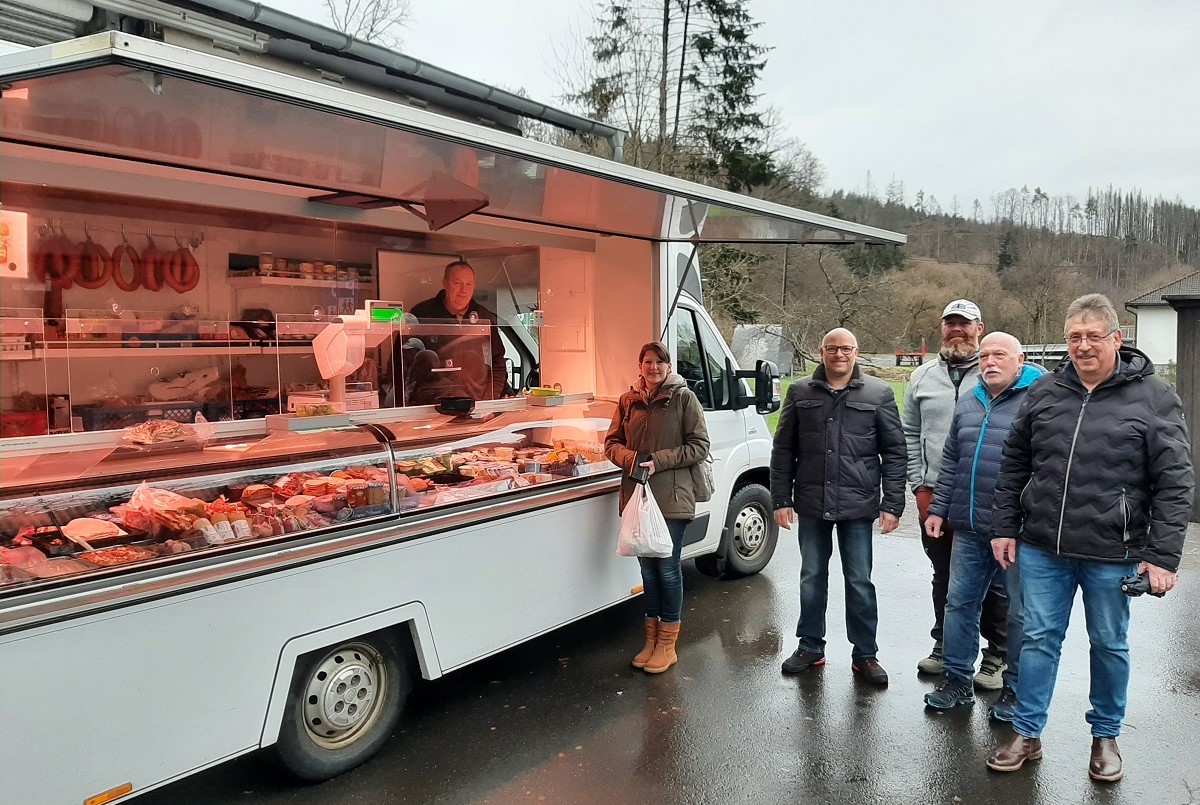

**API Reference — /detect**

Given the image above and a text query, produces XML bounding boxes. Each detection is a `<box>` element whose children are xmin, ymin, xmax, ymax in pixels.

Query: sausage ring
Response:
<box><xmin>32</xmin><ymin>236</ymin><xmax>59</xmax><ymax>283</ymax></box>
<box><xmin>76</xmin><ymin>237</ymin><xmax>113</xmax><ymax>289</ymax></box>
<box><xmin>111</xmin><ymin>243</ymin><xmax>142</xmax><ymax>292</ymax></box>
<box><xmin>171</xmin><ymin>246</ymin><xmax>200</xmax><ymax>293</ymax></box>
<box><xmin>141</xmin><ymin>238</ymin><xmax>164</xmax><ymax>291</ymax></box>
<box><xmin>50</xmin><ymin>233</ymin><xmax>79</xmax><ymax>290</ymax></box>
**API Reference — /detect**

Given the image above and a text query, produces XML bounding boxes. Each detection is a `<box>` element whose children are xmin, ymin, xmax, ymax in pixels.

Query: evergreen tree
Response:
<box><xmin>683</xmin><ymin>0</ymin><xmax>776</xmax><ymax>192</ymax></box>
<box><xmin>997</xmin><ymin>229</ymin><xmax>1019</xmax><ymax>271</ymax></box>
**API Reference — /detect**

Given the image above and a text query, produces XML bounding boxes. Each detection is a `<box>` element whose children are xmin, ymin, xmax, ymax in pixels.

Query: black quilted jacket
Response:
<box><xmin>992</xmin><ymin>346</ymin><xmax>1194</xmax><ymax>570</ymax></box>
<box><xmin>770</xmin><ymin>364</ymin><xmax>906</xmax><ymax>522</ymax></box>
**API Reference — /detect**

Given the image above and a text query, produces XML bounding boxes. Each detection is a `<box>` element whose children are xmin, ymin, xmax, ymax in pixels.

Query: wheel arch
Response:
<box><xmin>259</xmin><ymin>602</ymin><xmax>438</xmax><ymax>748</ymax></box>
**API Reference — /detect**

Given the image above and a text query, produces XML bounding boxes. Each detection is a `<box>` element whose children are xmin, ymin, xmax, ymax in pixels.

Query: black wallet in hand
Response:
<box><xmin>629</xmin><ymin>452</ymin><xmax>652</xmax><ymax>485</ymax></box>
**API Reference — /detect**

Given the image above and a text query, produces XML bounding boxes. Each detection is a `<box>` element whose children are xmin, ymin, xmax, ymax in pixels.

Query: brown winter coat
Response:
<box><xmin>604</xmin><ymin>373</ymin><xmax>710</xmax><ymax>521</ymax></box>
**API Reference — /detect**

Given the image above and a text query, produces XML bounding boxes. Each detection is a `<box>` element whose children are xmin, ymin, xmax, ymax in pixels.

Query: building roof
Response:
<box><xmin>1126</xmin><ymin>271</ymin><xmax>1200</xmax><ymax>308</ymax></box>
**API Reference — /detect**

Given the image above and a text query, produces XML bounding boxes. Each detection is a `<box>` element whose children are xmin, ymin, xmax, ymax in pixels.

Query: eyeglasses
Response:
<box><xmin>821</xmin><ymin>345</ymin><xmax>857</xmax><ymax>355</ymax></box>
<box><xmin>1065</xmin><ymin>328</ymin><xmax>1118</xmax><ymax>347</ymax></box>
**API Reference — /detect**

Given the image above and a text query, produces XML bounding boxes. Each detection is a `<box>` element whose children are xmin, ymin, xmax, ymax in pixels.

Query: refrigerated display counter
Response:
<box><xmin>0</xmin><ymin>398</ymin><xmax>618</xmax><ymax>595</ymax></box>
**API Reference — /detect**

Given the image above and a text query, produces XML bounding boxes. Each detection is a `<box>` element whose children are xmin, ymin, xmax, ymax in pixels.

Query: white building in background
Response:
<box><xmin>1126</xmin><ymin>271</ymin><xmax>1200</xmax><ymax>367</ymax></box>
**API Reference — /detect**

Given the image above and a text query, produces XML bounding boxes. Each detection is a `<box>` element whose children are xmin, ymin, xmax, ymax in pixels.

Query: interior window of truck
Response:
<box><xmin>673</xmin><ymin>309</ymin><xmax>731</xmax><ymax>410</ymax></box>
<box><xmin>693</xmin><ymin>313</ymin><xmax>733</xmax><ymax>409</ymax></box>
<box><xmin>673</xmin><ymin>311</ymin><xmax>709</xmax><ymax>406</ymax></box>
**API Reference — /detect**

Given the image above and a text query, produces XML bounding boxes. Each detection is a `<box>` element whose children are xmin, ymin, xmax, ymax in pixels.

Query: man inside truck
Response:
<box><xmin>409</xmin><ymin>261</ymin><xmax>509</xmax><ymax>401</ymax></box>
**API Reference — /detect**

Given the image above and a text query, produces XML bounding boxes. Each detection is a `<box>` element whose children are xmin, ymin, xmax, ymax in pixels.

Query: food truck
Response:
<box><xmin>0</xmin><ymin>6</ymin><xmax>906</xmax><ymax>802</ymax></box>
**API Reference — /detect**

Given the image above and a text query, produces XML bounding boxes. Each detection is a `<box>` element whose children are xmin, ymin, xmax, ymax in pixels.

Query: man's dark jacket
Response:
<box><xmin>409</xmin><ymin>291</ymin><xmax>507</xmax><ymax>399</ymax></box>
<box><xmin>928</xmin><ymin>363</ymin><xmax>1042</xmax><ymax>539</ymax></box>
<box><xmin>992</xmin><ymin>346</ymin><xmax>1194</xmax><ymax>570</ymax></box>
<box><xmin>770</xmin><ymin>364</ymin><xmax>906</xmax><ymax>521</ymax></box>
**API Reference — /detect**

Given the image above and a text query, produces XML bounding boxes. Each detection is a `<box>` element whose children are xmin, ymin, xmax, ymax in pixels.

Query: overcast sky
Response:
<box><xmin>282</xmin><ymin>0</ymin><xmax>1200</xmax><ymax>210</ymax></box>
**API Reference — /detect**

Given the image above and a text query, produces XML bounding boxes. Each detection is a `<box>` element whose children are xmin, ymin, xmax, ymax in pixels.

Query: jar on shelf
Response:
<box><xmin>258</xmin><ymin>252</ymin><xmax>274</xmax><ymax>275</ymax></box>
<box><xmin>346</xmin><ymin>481</ymin><xmax>368</xmax><ymax>508</ymax></box>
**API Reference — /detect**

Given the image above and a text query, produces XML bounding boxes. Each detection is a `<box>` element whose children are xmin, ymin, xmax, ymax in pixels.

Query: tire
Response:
<box><xmin>272</xmin><ymin>630</ymin><xmax>411</xmax><ymax>782</ymax></box>
<box><xmin>721</xmin><ymin>483</ymin><xmax>778</xmax><ymax>577</ymax></box>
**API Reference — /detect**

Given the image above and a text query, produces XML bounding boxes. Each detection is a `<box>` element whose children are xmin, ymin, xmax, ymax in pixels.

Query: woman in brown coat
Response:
<box><xmin>604</xmin><ymin>341</ymin><xmax>710</xmax><ymax>673</ymax></box>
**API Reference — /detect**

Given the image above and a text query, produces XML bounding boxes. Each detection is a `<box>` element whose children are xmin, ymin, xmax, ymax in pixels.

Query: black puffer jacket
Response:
<box><xmin>992</xmin><ymin>346</ymin><xmax>1194</xmax><ymax>570</ymax></box>
<box><xmin>770</xmin><ymin>364</ymin><xmax>906</xmax><ymax>521</ymax></box>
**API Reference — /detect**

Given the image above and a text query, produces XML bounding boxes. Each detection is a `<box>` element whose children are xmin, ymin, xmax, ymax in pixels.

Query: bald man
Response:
<box><xmin>922</xmin><ymin>333</ymin><xmax>1043</xmax><ymax>720</ymax></box>
<box><xmin>770</xmin><ymin>327</ymin><xmax>906</xmax><ymax>686</ymax></box>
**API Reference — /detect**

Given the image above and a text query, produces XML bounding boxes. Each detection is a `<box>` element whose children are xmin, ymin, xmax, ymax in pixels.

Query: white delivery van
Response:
<box><xmin>0</xmin><ymin>7</ymin><xmax>905</xmax><ymax>803</ymax></box>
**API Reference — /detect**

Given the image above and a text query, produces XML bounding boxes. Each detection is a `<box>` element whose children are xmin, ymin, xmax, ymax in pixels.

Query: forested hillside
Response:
<box><xmin>545</xmin><ymin>1</ymin><xmax>1199</xmax><ymax>358</ymax></box>
<box><xmin>726</xmin><ymin>184</ymin><xmax>1200</xmax><ymax>358</ymax></box>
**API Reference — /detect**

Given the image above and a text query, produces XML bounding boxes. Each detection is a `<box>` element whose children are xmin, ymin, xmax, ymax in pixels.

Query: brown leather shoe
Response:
<box><xmin>987</xmin><ymin>732</ymin><xmax>1043</xmax><ymax>772</ymax></box>
<box><xmin>1089</xmin><ymin>737</ymin><xmax>1123</xmax><ymax>782</ymax></box>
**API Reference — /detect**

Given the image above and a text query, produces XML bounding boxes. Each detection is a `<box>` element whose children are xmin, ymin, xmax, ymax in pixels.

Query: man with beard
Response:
<box><xmin>902</xmin><ymin>300</ymin><xmax>1009</xmax><ymax>690</ymax></box>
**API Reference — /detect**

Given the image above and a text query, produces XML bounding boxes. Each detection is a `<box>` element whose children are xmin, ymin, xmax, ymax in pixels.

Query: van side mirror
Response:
<box><xmin>726</xmin><ymin>358</ymin><xmax>781</xmax><ymax>414</ymax></box>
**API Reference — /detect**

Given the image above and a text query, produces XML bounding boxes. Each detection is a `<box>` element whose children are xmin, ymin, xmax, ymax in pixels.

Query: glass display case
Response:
<box><xmin>0</xmin><ymin>397</ymin><xmax>617</xmax><ymax>593</ymax></box>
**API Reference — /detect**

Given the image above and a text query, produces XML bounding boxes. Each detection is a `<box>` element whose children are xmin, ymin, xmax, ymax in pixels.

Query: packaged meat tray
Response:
<box><xmin>79</xmin><ymin>545</ymin><xmax>159</xmax><ymax>567</ymax></box>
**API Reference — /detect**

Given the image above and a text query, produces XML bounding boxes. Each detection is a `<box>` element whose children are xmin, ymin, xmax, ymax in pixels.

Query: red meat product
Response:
<box><xmin>111</xmin><ymin>241</ymin><xmax>141</xmax><ymax>291</ymax></box>
<box><xmin>272</xmin><ymin>472</ymin><xmax>320</xmax><ymax>498</ymax></box>
<box><xmin>76</xmin><ymin>235</ymin><xmax>113</xmax><ymax>289</ymax></box>
<box><xmin>50</xmin><ymin>229</ymin><xmax>79</xmax><ymax>290</ymax></box>
<box><xmin>141</xmin><ymin>237</ymin><xmax>164</xmax><ymax>291</ymax></box>
<box><xmin>164</xmin><ymin>247</ymin><xmax>200</xmax><ymax>293</ymax></box>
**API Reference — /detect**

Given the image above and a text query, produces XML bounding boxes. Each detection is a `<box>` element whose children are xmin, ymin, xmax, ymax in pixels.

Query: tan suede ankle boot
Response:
<box><xmin>644</xmin><ymin>621</ymin><xmax>680</xmax><ymax>674</ymax></box>
<box><xmin>632</xmin><ymin>617</ymin><xmax>659</xmax><ymax>669</ymax></box>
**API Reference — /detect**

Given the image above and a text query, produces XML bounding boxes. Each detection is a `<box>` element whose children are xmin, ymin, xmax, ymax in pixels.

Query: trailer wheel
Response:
<box><xmin>273</xmin><ymin>631</ymin><xmax>411</xmax><ymax>782</ymax></box>
<box><xmin>720</xmin><ymin>483</ymin><xmax>778</xmax><ymax>577</ymax></box>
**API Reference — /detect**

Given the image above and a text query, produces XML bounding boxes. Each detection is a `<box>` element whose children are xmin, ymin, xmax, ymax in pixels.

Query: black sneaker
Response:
<box><xmin>852</xmin><ymin>656</ymin><xmax>889</xmax><ymax>686</ymax></box>
<box><xmin>988</xmin><ymin>685</ymin><xmax>1018</xmax><ymax>722</ymax></box>
<box><xmin>924</xmin><ymin>676</ymin><xmax>975</xmax><ymax>709</ymax></box>
<box><xmin>781</xmin><ymin>646</ymin><xmax>826</xmax><ymax>674</ymax></box>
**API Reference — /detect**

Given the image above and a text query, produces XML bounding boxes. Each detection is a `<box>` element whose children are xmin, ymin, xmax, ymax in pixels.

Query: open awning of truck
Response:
<box><xmin>0</xmin><ymin>33</ymin><xmax>906</xmax><ymax>247</ymax></box>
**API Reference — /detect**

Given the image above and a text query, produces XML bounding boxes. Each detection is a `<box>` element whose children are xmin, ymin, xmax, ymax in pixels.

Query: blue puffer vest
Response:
<box><xmin>927</xmin><ymin>364</ymin><xmax>1043</xmax><ymax>538</ymax></box>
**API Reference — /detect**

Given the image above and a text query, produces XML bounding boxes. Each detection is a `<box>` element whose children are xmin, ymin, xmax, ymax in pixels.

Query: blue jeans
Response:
<box><xmin>639</xmin><ymin>519</ymin><xmax>687</xmax><ymax>623</ymax></box>
<box><xmin>795</xmin><ymin>517</ymin><xmax>878</xmax><ymax>659</ymax></box>
<box><xmin>942</xmin><ymin>531</ymin><xmax>1023</xmax><ymax>688</ymax></box>
<box><xmin>1014</xmin><ymin>543</ymin><xmax>1137</xmax><ymax>739</ymax></box>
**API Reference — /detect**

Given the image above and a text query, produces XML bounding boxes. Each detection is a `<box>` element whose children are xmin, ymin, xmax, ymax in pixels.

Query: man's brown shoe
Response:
<box><xmin>986</xmin><ymin>732</ymin><xmax>1043</xmax><ymax>772</ymax></box>
<box><xmin>1088</xmin><ymin>737</ymin><xmax>1123</xmax><ymax>782</ymax></box>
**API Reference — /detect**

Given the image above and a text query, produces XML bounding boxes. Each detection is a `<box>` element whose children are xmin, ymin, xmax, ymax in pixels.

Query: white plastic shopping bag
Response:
<box><xmin>616</xmin><ymin>484</ymin><xmax>673</xmax><ymax>558</ymax></box>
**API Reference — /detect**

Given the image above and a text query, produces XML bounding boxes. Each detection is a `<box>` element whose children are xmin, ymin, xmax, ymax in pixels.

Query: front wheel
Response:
<box><xmin>721</xmin><ymin>483</ymin><xmax>778</xmax><ymax>577</ymax></box>
<box><xmin>272</xmin><ymin>630</ymin><xmax>411</xmax><ymax>782</ymax></box>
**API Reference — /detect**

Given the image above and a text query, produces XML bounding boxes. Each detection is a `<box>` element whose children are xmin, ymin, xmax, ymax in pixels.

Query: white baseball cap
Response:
<box><xmin>941</xmin><ymin>299</ymin><xmax>982</xmax><ymax>321</ymax></box>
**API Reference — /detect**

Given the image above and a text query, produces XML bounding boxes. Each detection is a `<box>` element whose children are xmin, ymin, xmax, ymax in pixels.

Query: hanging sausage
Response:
<box><xmin>111</xmin><ymin>231</ymin><xmax>142</xmax><ymax>292</ymax></box>
<box><xmin>75</xmin><ymin>225</ymin><xmax>113</xmax><ymax>290</ymax></box>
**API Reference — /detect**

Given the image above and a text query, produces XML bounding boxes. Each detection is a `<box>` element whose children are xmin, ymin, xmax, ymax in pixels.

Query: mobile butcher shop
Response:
<box><xmin>0</xmin><ymin>3</ymin><xmax>905</xmax><ymax>802</ymax></box>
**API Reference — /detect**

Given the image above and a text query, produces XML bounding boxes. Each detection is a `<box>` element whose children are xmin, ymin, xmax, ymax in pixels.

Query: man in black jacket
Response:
<box><xmin>409</xmin><ymin>261</ymin><xmax>508</xmax><ymax>401</ymax></box>
<box><xmin>986</xmin><ymin>294</ymin><xmax>1193</xmax><ymax>783</ymax></box>
<box><xmin>770</xmin><ymin>327</ymin><xmax>906</xmax><ymax>686</ymax></box>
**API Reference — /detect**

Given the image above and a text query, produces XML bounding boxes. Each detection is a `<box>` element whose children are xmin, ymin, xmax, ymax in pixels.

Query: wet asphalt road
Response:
<box><xmin>139</xmin><ymin>510</ymin><xmax>1200</xmax><ymax>805</ymax></box>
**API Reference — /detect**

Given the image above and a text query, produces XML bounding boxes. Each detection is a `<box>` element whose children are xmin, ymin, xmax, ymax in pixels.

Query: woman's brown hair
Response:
<box><xmin>639</xmin><ymin>341</ymin><xmax>671</xmax><ymax>364</ymax></box>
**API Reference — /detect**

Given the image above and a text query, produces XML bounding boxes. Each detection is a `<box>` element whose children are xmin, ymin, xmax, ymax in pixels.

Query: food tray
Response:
<box><xmin>78</xmin><ymin>545</ymin><xmax>159</xmax><ymax>567</ymax></box>
<box><xmin>0</xmin><ymin>565</ymin><xmax>31</xmax><ymax>584</ymax></box>
<box><xmin>106</xmin><ymin>440</ymin><xmax>204</xmax><ymax>460</ymax></box>
<box><xmin>23</xmin><ymin>559</ymin><xmax>92</xmax><ymax>578</ymax></box>
<box><xmin>76</xmin><ymin>402</ymin><xmax>205</xmax><ymax>432</ymax></box>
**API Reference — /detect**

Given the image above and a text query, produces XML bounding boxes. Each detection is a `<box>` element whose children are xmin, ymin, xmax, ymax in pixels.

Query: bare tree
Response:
<box><xmin>324</xmin><ymin>0</ymin><xmax>411</xmax><ymax>49</ymax></box>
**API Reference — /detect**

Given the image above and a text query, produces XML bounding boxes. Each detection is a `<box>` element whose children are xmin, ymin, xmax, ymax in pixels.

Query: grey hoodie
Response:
<box><xmin>901</xmin><ymin>354</ymin><xmax>980</xmax><ymax>490</ymax></box>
